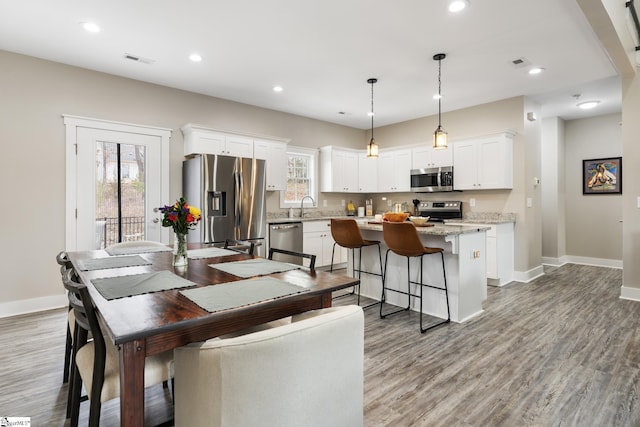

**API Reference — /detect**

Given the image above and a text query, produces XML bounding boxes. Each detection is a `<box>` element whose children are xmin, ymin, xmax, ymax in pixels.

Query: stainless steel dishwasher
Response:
<box><xmin>269</xmin><ymin>222</ymin><xmax>304</xmax><ymax>265</ymax></box>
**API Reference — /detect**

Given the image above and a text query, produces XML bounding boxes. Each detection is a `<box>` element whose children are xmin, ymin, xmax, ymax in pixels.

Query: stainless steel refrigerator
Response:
<box><xmin>183</xmin><ymin>154</ymin><xmax>267</xmax><ymax>257</ymax></box>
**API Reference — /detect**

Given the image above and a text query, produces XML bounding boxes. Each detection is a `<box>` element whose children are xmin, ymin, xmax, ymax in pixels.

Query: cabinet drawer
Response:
<box><xmin>303</xmin><ymin>220</ymin><xmax>331</xmax><ymax>233</ymax></box>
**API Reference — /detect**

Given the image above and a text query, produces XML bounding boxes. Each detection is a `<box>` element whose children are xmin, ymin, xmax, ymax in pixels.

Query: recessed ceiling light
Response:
<box><xmin>189</xmin><ymin>53</ymin><xmax>202</xmax><ymax>62</ymax></box>
<box><xmin>448</xmin><ymin>0</ymin><xmax>469</xmax><ymax>12</ymax></box>
<box><xmin>433</xmin><ymin>94</ymin><xmax>442</xmax><ymax>100</ymax></box>
<box><xmin>82</xmin><ymin>22</ymin><xmax>101</xmax><ymax>33</ymax></box>
<box><xmin>577</xmin><ymin>100</ymin><xmax>600</xmax><ymax>109</ymax></box>
<box><xmin>528</xmin><ymin>67</ymin><xmax>545</xmax><ymax>75</ymax></box>
<box><xmin>273</xmin><ymin>86</ymin><xmax>283</xmax><ymax>93</ymax></box>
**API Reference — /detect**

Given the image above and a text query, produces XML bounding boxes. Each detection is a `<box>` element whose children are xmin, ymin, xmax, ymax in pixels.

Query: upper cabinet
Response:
<box><xmin>377</xmin><ymin>148</ymin><xmax>412</xmax><ymax>192</ymax></box>
<box><xmin>254</xmin><ymin>139</ymin><xmax>288</xmax><ymax>191</ymax></box>
<box><xmin>182</xmin><ymin>124</ymin><xmax>253</xmax><ymax>158</ymax></box>
<box><xmin>320</xmin><ymin>146</ymin><xmax>359</xmax><ymax>193</ymax></box>
<box><xmin>411</xmin><ymin>145</ymin><xmax>453</xmax><ymax>169</ymax></box>
<box><xmin>357</xmin><ymin>152</ymin><xmax>378</xmax><ymax>192</ymax></box>
<box><xmin>453</xmin><ymin>132</ymin><xmax>514</xmax><ymax>190</ymax></box>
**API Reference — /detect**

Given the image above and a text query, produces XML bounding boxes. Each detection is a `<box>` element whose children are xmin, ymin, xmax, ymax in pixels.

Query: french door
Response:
<box><xmin>64</xmin><ymin>116</ymin><xmax>171</xmax><ymax>251</ymax></box>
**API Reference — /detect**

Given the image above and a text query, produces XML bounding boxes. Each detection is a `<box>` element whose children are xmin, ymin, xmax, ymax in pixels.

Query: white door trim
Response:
<box><xmin>63</xmin><ymin>115</ymin><xmax>172</xmax><ymax>251</ymax></box>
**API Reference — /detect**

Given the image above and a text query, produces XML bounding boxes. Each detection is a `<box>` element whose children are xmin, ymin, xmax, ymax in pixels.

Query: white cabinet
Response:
<box><xmin>320</xmin><ymin>146</ymin><xmax>359</xmax><ymax>193</ymax></box>
<box><xmin>377</xmin><ymin>148</ymin><xmax>412</xmax><ymax>192</ymax></box>
<box><xmin>254</xmin><ymin>139</ymin><xmax>288</xmax><ymax>191</ymax></box>
<box><xmin>411</xmin><ymin>145</ymin><xmax>453</xmax><ymax>169</ymax></box>
<box><xmin>303</xmin><ymin>220</ymin><xmax>347</xmax><ymax>268</ymax></box>
<box><xmin>482</xmin><ymin>222</ymin><xmax>514</xmax><ymax>286</ymax></box>
<box><xmin>182</xmin><ymin>124</ymin><xmax>254</xmax><ymax>158</ymax></box>
<box><xmin>453</xmin><ymin>132</ymin><xmax>513</xmax><ymax>190</ymax></box>
<box><xmin>357</xmin><ymin>152</ymin><xmax>378</xmax><ymax>192</ymax></box>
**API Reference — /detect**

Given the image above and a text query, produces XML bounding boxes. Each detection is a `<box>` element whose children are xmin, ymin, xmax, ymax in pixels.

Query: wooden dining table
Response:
<box><xmin>67</xmin><ymin>244</ymin><xmax>359</xmax><ymax>427</ymax></box>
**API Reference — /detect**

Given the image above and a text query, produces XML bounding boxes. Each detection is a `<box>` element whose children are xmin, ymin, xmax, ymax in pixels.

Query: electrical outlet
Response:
<box><xmin>323</xmin><ymin>199</ymin><xmax>328</xmax><ymax>207</ymax></box>
<box><xmin>341</xmin><ymin>199</ymin><xmax>345</xmax><ymax>207</ymax></box>
<box><xmin>527</xmin><ymin>198</ymin><xmax>533</xmax><ymax>208</ymax></box>
<box><xmin>387</xmin><ymin>199</ymin><xmax>392</xmax><ymax>207</ymax></box>
<box><xmin>470</xmin><ymin>198</ymin><xmax>476</xmax><ymax>207</ymax></box>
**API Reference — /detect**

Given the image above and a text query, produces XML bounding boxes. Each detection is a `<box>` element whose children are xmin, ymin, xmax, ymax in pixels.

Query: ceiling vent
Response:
<box><xmin>124</xmin><ymin>53</ymin><xmax>155</xmax><ymax>64</ymax></box>
<box><xmin>510</xmin><ymin>57</ymin><xmax>530</xmax><ymax>68</ymax></box>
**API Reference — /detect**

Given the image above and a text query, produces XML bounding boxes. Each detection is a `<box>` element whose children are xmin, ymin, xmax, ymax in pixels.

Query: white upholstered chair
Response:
<box><xmin>174</xmin><ymin>305</ymin><xmax>365</xmax><ymax>427</ymax></box>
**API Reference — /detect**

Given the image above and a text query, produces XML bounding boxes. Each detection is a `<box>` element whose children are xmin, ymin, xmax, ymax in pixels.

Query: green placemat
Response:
<box><xmin>179</xmin><ymin>276</ymin><xmax>308</xmax><ymax>313</ymax></box>
<box><xmin>209</xmin><ymin>258</ymin><xmax>300</xmax><ymax>278</ymax></box>
<box><xmin>91</xmin><ymin>270</ymin><xmax>198</xmax><ymax>300</ymax></box>
<box><xmin>77</xmin><ymin>255</ymin><xmax>151</xmax><ymax>271</ymax></box>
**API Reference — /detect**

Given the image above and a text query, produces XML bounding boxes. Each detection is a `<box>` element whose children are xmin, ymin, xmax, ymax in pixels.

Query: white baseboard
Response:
<box><xmin>564</xmin><ymin>256</ymin><xmax>622</xmax><ymax>269</ymax></box>
<box><xmin>620</xmin><ymin>286</ymin><xmax>640</xmax><ymax>302</ymax></box>
<box><xmin>0</xmin><ymin>294</ymin><xmax>67</xmax><ymax>318</ymax></box>
<box><xmin>513</xmin><ymin>264</ymin><xmax>545</xmax><ymax>283</ymax></box>
<box><xmin>541</xmin><ymin>256</ymin><xmax>570</xmax><ymax>266</ymax></box>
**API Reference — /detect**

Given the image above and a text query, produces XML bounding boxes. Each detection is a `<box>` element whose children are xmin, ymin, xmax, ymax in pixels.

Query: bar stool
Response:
<box><xmin>330</xmin><ymin>218</ymin><xmax>384</xmax><ymax>308</ymax></box>
<box><xmin>380</xmin><ymin>221</ymin><xmax>450</xmax><ymax>333</ymax></box>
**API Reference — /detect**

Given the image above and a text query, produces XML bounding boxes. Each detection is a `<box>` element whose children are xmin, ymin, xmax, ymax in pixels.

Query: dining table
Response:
<box><xmin>66</xmin><ymin>243</ymin><xmax>359</xmax><ymax>427</ymax></box>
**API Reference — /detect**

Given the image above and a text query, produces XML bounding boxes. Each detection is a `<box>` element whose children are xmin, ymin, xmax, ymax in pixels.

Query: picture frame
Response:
<box><xmin>582</xmin><ymin>157</ymin><xmax>622</xmax><ymax>195</ymax></box>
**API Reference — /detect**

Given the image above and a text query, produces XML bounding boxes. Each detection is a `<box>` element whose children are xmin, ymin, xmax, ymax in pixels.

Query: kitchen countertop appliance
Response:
<box><xmin>416</xmin><ymin>200</ymin><xmax>462</xmax><ymax>222</ymax></box>
<box><xmin>183</xmin><ymin>154</ymin><xmax>267</xmax><ymax>256</ymax></box>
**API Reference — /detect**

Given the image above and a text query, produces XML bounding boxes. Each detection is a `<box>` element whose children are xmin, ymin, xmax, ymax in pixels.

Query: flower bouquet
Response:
<box><xmin>158</xmin><ymin>197</ymin><xmax>201</xmax><ymax>267</ymax></box>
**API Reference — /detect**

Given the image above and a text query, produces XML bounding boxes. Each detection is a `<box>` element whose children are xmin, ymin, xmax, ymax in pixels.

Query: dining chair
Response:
<box><xmin>56</xmin><ymin>251</ymin><xmax>75</xmax><ymax>385</ymax></box>
<box><xmin>380</xmin><ymin>221</ymin><xmax>450</xmax><ymax>333</ymax></box>
<box><xmin>330</xmin><ymin>218</ymin><xmax>384</xmax><ymax>308</ymax></box>
<box><xmin>174</xmin><ymin>305</ymin><xmax>364</xmax><ymax>427</ymax></box>
<box><xmin>268</xmin><ymin>247</ymin><xmax>316</xmax><ymax>270</ymax></box>
<box><xmin>62</xmin><ymin>268</ymin><xmax>174</xmax><ymax>427</ymax></box>
<box><xmin>223</xmin><ymin>239</ymin><xmax>255</xmax><ymax>255</ymax></box>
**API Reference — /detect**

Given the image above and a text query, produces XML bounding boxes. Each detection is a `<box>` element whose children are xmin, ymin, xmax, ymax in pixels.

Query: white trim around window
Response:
<box><xmin>279</xmin><ymin>146</ymin><xmax>319</xmax><ymax>209</ymax></box>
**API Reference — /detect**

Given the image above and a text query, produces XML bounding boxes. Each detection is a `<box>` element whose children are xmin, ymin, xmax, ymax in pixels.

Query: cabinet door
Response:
<box><xmin>303</xmin><ymin>231</ymin><xmax>324</xmax><ymax>268</ymax></box>
<box><xmin>255</xmin><ymin>139</ymin><xmax>287</xmax><ymax>191</ymax></box>
<box><xmin>411</xmin><ymin>146</ymin><xmax>431</xmax><ymax>169</ymax></box>
<box><xmin>358</xmin><ymin>152</ymin><xmax>378</xmax><ymax>192</ymax></box>
<box><xmin>185</xmin><ymin>131</ymin><xmax>226</xmax><ymax>156</ymax></box>
<box><xmin>225</xmin><ymin>135</ymin><xmax>254</xmax><ymax>158</ymax></box>
<box><xmin>392</xmin><ymin>149</ymin><xmax>412</xmax><ymax>191</ymax></box>
<box><xmin>452</xmin><ymin>140</ymin><xmax>477</xmax><ymax>190</ymax></box>
<box><xmin>339</xmin><ymin>150</ymin><xmax>359</xmax><ymax>192</ymax></box>
<box><xmin>430</xmin><ymin>146</ymin><xmax>453</xmax><ymax>167</ymax></box>
<box><xmin>477</xmin><ymin>138</ymin><xmax>512</xmax><ymax>189</ymax></box>
<box><xmin>377</xmin><ymin>152</ymin><xmax>396</xmax><ymax>192</ymax></box>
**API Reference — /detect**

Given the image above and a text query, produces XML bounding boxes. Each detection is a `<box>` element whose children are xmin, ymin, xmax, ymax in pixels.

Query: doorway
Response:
<box><xmin>64</xmin><ymin>116</ymin><xmax>171</xmax><ymax>251</ymax></box>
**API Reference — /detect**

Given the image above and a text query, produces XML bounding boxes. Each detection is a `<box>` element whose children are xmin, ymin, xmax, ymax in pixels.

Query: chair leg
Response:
<box><xmin>63</xmin><ymin>317</ymin><xmax>72</xmax><ymax>383</ymax></box>
<box><xmin>380</xmin><ymin>252</ymin><xmax>411</xmax><ymax>318</ymax></box>
<box><xmin>330</xmin><ymin>242</ymin><xmax>337</xmax><ymax>272</ymax></box>
<box><xmin>419</xmin><ymin>252</ymin><xmax>451</xmax><ymax>333</ymax></box>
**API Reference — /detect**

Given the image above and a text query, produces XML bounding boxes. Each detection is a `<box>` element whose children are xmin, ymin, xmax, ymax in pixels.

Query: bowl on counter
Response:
<box><xmin>409</xmin><ymin>216</ymin><xmax>430</xmax><ymax>226</ymax></box>
<box><xmin>383</xmin><ymin>212</ymin><xmax>410</xmax><ymax>222</ymax></box>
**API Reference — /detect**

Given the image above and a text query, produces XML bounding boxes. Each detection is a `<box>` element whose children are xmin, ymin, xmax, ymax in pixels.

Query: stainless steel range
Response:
<box><xmin>416</xmin><ymin>201</ymin><xmax>462</xmax><ymax>222</ymax></box>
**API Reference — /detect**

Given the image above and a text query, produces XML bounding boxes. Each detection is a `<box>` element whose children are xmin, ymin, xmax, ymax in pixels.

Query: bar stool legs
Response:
<box><xmin>331</xmin><ymin>242</ymin><xmax>384</xmax><ymax>309</ymax></box>
<box><xmin>380</xmin><ymin>250</ymin><xmax>450</xmax><ymax>333</ymax></box>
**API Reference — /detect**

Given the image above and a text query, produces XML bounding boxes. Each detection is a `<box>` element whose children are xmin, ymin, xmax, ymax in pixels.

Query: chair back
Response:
<box><xmin>62</xmin><ymin>268</ymin><xmax>107</xmax><ymax>377</ymax></box>
<box><xmin>174</xmin><ymin>305</ymin><xmax>364</xmax><ymax>427</ymax></box>
<box><xmin>269</xmin><ymin>248</ymin><xmax>316</xmax><ymax>270</ymax></box>
<box><xmin>330</xmin><ymin>219</ymin><xmax>365</xmax><ymax>249</ymax></box>
<box><xmin>382</xmin><ymin>221</ymin><xmax>425</xmax><ymax>257</ymax></box>
<box><xmin>56</xmin><ymin>251</ymin><xmax>72</xmax><ymax>269</ymax></box>
<box><xmin>224</xmin><ymin>239</ymin><xmax>255</xmax><ymax>255</ymax></box>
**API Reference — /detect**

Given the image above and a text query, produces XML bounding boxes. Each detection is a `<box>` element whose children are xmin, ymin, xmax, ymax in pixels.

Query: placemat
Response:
<box><xmin>91</xmin><ymin>270</ymin><xmax>198</xmax><ymax>300</ymax></box>
<box><xmin>77</xmin><ymin>255</ymin><xmax>151</xmax><ymax>271</ymax></box>
<box><xmin>105</xmin><ymin>245</ymin><xmax>172</xmax><ymax>256</ymax></box>
<box><xmin>179</xmin><ymin>277</ymin><xmax>308</xmax><ymax>313</ymax></box>
<box><xmin>209</xmin><ymin>258</ymin><xmax>300</xmax><ymax>278</ymax></box>
<box><xmin>188</xmin><ymin>247</ymin><xmax>238</xmax><ymax>259</ymax></box>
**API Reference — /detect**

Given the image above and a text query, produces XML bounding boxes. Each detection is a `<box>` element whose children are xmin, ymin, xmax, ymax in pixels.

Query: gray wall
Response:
<box><xmin>564</xmin><ymin>113</ymin><xmax>623</xmax><ymax>261</ymax></box>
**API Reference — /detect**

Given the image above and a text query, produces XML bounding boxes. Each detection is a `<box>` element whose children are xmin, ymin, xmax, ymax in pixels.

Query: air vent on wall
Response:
<box><xmin>123</xmin><ymin>53</ymin><xmax>155</xmax><ymax>64</ymax></box>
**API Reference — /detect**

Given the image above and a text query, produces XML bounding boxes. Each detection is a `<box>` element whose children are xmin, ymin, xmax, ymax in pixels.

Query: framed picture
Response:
<box><xmin>582</xmin><ymin>157</ymin><xmax>622</xmax><ymax>195</ymax></box>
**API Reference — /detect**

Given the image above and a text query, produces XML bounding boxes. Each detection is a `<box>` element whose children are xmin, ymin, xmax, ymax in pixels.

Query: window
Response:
<box><xmin>280</xmin><ymin>146</ymin><xmax>318</xmax><ymax>208</ymax></box>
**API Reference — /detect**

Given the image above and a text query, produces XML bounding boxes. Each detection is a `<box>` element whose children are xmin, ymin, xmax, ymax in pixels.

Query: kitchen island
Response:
<box><xmin>354</xmin><ymin>221</ymin><xmax>490</xmax><ymax>323</ymax></box>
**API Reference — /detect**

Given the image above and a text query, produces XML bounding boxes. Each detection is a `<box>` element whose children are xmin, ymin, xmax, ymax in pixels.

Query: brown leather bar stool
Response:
<box><xmin>381</xmin><ymin>221</ymin><xmax>450</xmax><ymax>332</ymax></box>
<box><xmin>330</xmin><ymin>218</ymin><xmax>384</xmax><ymax>308</ymax></box>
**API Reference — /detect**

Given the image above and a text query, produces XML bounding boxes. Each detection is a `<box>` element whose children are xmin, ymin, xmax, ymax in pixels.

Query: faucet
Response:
<box><xmin>300</xmin><ymin>195</ymin><xmax>315</xmax><ymax>218</ymax></box>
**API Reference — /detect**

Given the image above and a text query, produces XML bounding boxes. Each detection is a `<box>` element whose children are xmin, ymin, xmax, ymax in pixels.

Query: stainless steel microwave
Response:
<box><xmin>410</xmin><ymin>166</ymin><xmax>454</xmax><ymax>192</ymax></box>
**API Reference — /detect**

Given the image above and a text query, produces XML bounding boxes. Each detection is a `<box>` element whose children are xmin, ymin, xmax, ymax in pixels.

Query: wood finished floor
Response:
<box><xmin>1</xmin><ymin>264</ymin><xmax>638</xmax><ymax>426</ymax></box>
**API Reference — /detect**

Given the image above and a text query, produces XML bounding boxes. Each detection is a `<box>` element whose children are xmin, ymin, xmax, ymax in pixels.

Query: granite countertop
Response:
<box><xmin>267</xmin><ymin>215</ymin><xmax>371</xmax><ymax>224</ymax></box>
<box><xmin>357</xmin><ymin>222</ymin><xmax>490</xmax><ymax>236</ymax></box>
<box><xmin>445</xmin><ymin>212</ymin><xmax>516</xmax><ymax>225</ymax></box>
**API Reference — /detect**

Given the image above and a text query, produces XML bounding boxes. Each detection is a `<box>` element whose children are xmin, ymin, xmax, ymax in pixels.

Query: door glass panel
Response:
<box><xmin>95</xmin><ymin>141</ymin><xmax>146</xmax><ymax>248</ymax></box>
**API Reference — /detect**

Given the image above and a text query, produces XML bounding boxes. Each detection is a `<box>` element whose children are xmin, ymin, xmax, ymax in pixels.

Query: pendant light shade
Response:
<box><xmin>367</xmin><ymin>78</ymin><xmax>379</xmax><ymax>157</ymax></box>
<box><xmin>433</xmin><ymin>53</ymin><xmax>448</xmax><ymax>150</ymax></box>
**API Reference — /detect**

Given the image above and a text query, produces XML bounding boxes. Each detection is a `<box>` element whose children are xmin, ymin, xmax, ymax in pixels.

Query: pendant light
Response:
<box><xmin>366</xmin><ymin>78</ymin><xmax>379</xmax><ymax>157</ymax></box>
<box><xmin>433</xmin><ymin>53</ymin><xmax>448</xmax><ymax>149</ymax></box>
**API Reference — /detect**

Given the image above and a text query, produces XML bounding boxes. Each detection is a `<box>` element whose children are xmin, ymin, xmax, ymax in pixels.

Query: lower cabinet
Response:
<box><xmin>303</xmin><ymin>221</ymin><xmax>347</xmax><ymax>268</ymax></box>
<box><xmin>483</xmin><ymin>222</ymin><xmax>514</xmax><ymax>286</ymax></box>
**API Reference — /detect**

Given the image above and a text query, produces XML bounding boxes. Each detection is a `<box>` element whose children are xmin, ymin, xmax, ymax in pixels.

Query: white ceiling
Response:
<box><xmin>0</xmin><ymin>0</ymin><xmax>622</xmax><ymax>129</ymax></box>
